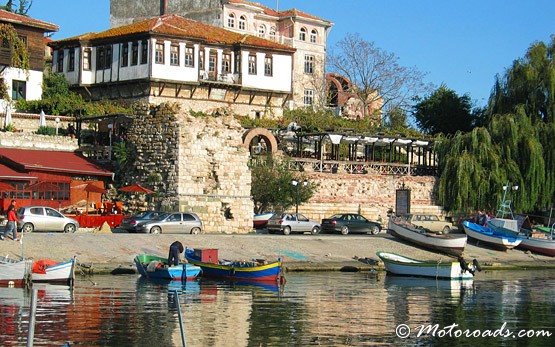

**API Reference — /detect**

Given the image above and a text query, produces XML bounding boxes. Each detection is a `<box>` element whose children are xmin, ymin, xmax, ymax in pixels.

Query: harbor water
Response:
<box><xmin>0</xmin><ymin>270</ymin><xmax>553</xmax><ymax>346</ymax></box>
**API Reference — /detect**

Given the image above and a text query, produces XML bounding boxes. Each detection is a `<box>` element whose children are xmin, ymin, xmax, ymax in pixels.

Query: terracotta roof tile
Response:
<box><xmin>226</xmin><ymin>0</ymin><xmax>331</xmax><ymax>23</ymax></box>
<box><xmin>0</xmin><ymin>9</ymin><xmax>58</xmax><ymax>32</ymax></box>
<box><xmin>0</xmin><ymin>148</ymin><xmax>113</xmax><ymax>177</ymax></box>
<box><xmin>51</xmin><ymin>15</ymin><xmax>295</xmax><ymax>52</ymax></box>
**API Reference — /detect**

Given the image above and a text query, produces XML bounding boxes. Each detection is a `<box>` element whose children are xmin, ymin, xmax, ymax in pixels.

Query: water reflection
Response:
<box><xmin>0</xmin><ymin>271</ymin><xmax>553</xmax><ymax>346</ymax></box>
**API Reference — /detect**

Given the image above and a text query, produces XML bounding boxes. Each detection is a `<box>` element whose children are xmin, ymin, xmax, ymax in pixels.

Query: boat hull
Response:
<box><xmin>518</xmin><ymin>237</ymin><xmax>555</xmax><ymax>257</ymax></box>
<box><xmin>388</xmin><ymin>219</ymin><xmax>467</xmax><ymax>256</ymax></box>
<box><xmin>463</xmin><ymin>221</ymin><xmax>521</xmax><ymax>250</ymax></box>
<box><xmin>32</xmin><ymin>258</ymin><xmax>76</xmax><ymax>285</ymax></box>
<box><xmin>0</xmin><ymin>257</ymin><xmax>31</xmax><ymax>287</ymax></box>
<box><xmin>187</xmin><ymin>260</ymin><xmax>282</xmax><ymax>282</ymax></box>
<box><xmin>377</xmin><ymin>252</ymin><xmax>474</xmax><ymax>280</ymax></box>
<box><xmin>253</xmin><ymin>212</ymin><xmax>274</xmax><ymax>229</ymax></box>
<box><xmin>134</xmin><ymin>254</ymin><xmax>201</xmax><ymax>281</ymax></box>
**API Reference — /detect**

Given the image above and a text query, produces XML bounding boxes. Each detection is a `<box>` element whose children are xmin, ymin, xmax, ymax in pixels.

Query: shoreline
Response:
<box><xmin>1</xmin><ymin>231</ymin><xmax>554</xmax><ymax>275</ymax></box>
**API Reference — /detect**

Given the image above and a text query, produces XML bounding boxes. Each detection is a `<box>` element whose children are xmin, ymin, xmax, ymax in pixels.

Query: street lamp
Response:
<box><xmin>291</xmin><ymin>179</ymin><xmax>308</xmax><ymax>215</ymax></box>
<box><xmin>107</xmin><ymin>123</ymin><xmax>113</xmax><ymax>161</ymax></box>
<box><xmin>55</xmin><ymin>117</ymin><xmax>60</xmax><ymax>135</ymax></box>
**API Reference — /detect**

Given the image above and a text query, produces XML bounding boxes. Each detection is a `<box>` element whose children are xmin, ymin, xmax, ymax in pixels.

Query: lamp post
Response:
<box><xmin>499</xmin><ymin>182</ymin><xmax>519</xmax><ymax>218</ymax></box>
<box><xmin>55</xmin><ymin>117</ymin><xmax>60</xmax><ymax>135</ymax></box>
<box><xmin>291</xmin><ymin>179</ymin><xmax>308</xmax><ymax>215</ymax></box>
<box><xmin>107</xmin><ymin>123</ymin><xmax>113</xmax><ymax>161</ymax></box>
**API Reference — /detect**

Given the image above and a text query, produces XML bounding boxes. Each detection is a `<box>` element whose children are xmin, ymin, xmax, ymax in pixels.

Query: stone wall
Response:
<box><xmin>122</xmin><ymin>102</ymin><xmax>253</xmax><ymax>234</ymax></box>
<box><xmin>0</xmin><ymin>131</ymin><xmax>78</xmax><ymax>151</ymax></box>
<box><xmin>1</xmin><ymin>112</ymin><xmax>74</xmax><ymax>133</ymax></box>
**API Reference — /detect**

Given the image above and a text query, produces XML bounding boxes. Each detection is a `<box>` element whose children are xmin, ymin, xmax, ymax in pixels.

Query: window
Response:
<box><xmin>304</xmin><ymin>54</ymin><xmax>314</xmax><ymax>74</ymax></box>
<box><xmin>121</xmin><ymin>43</ymin><xmax>129</xmax><ymax>67</ymax></box>
<box><xmin>83</xmin><ymin>48</ymin><xmax>91</xmax><ymax>70</ymax></box>
<box><xmin>234</xmin><ymin>51</ymin><xmax>240</xmax><ymax>73</ymax></box>
<box><xmin>299</xmin><ymin>27</ymin><xmax>307</xmax><ymax>41</ymax></box>
<box><xmin>238</xmin><ymin>15</ymin><xmax>246</xmax><ymax>30</ymax></box>
<box><xmin>269</xmin><ymin>26</ymin><xmax>276</xmax><ymax>40</ymax></box>
<box><xmin>18</xmin><ymin>35</ymin><xmax>27</xmax><ymax>47</ymax></box>
<box><xmin>264</xmin><ymin>56</ymin><xmax>272</xmax><ymax>76</ymax></box>
<box><xmin>141</xmin><ymin>40</ymin><xmax>148</xmax><ymax>64</ymax></box>
<box><xmin>170</xmin><ymin>44</ymin><xmax>179</xmax><ymax>66</ymax></box>
<box><xmin>12</xmin><ymin>80</ymin><xmax>26</xmax><ymax>100</ymax></box>
<box><xmin>131</xmin><ymin>42</ymin><xmax>139</xmax><ymax>65</ymax></box>
<box><xmin>208</xmin><ymin>52</ymin><xmax>216</xmax><ymax>72</ymax></box>
<box><xmin>199</xmin><ymin>50</ymin><xmax>204</xmax><ymax>70</ymax></box>
<box><xmin>68</xmin><ymin>49</ymin><xmax>75</xmax><ymax>71</ymax></box>
<box><xmin>183</xmin><ymin>214</ymin><xmax>196</xmax><ymax>221</ymax></box>
<box><xmin>105</xmin><ymin>46</ymin><xmax>112</xmax><ymax>69</ymax></box>
<box><xmin>310</xmin><ymin>29</ymin><xmax>318</xmax><ymax>43</ymax></box>
<box><xmin>96</xmin><ymin>47</ymin><xmax>104</xmax><ymax>69</ymax></box>
<box><xmin>304</xmin><ymin>89</ymin><xmax>314</xmax><ymax>106</ymax></box>
<box><xmin>258</xmin><ymin>24</ymin><xmax>266</xmax><ymax>37</ymax></box>
<box><xmin>222</xmin><ymin>53</ymin><xmax>231</xmax><ymax>73</ymax></box>
<box><xmin>248</xmin><ymin>54</ymin><xmax>256</xmax><ymax>75</ymax></box>
<box><xmin>155</xmin><ymin>42</ymin><xmax>164</xmax><ymax>64</ymax></box>
<box><xmin>168</xmin><ymin>213</ymin><xmax>181</xmax><ymax>222</ymax></box>
<box><xmin>227</xmin><ymin>13</ymin><xmax>235</xmax><ymax>28</ymax></box>
<box><xmin>57</xmin><ymin>49</ymin><xmax>64</xmax><ymax>72</ymax></box>
<box><xmin>184</xmin><ymin>47</ymin><xmax>194</xmax><ymax>67</ymax></box>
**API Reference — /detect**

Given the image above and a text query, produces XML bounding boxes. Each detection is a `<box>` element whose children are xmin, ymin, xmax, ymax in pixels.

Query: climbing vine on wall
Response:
<box><xmin>0</xmin><ymin>23</ymin><xmax>30</xmax><ymax>72</ymax></box>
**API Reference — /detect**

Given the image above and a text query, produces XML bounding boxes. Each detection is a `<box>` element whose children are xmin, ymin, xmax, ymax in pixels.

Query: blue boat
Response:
<box><xmin>185</xmin><ymin>248</ymin><xmax>284</xmax><ymax>283</ymax></box>
<box><xmin>463</xmin><ymin>221</ymin><xmax>522</xmax><ymax>250</ymax></box>
<box><xmin>134</xmin><ymin>254</ymin><xmax>201</xmax><ymax>281</ymax></box>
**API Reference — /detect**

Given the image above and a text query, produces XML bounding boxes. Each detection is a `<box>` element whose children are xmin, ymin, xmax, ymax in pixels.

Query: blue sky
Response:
<box><xmin>29</xmin><ymin>0</ymin><xmax>554</xmax><ymax>107</ymax></box>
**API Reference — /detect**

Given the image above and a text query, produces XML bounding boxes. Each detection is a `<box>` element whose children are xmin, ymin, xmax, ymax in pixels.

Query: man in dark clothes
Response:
<box><xmin>168</xmin><ymin>241</ymin><xmax>185</xmax><ymax>266</ymax></box>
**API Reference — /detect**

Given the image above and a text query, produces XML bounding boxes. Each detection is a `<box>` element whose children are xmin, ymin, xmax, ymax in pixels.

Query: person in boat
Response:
<box><xmin>168</xmin><ymin>241</ymin><xmax>186</xmax><ymax>266</ymax></box>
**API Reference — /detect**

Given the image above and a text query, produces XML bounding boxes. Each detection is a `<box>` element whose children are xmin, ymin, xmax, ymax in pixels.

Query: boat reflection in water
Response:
<box><xmin>384</xmin><ymin>275</ymin><xmax>475</xmax><ymax>302</ymax></box>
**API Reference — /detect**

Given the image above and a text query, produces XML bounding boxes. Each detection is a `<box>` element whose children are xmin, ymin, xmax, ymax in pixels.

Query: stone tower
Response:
<box><xmin>110</xmin><ymin>0</ymin><xmax>223</xmax><ymax>28</ymax></box>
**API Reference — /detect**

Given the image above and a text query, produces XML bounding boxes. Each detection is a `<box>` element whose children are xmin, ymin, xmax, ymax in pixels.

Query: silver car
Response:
<box><xmin>17</xmin><ymin>206</ymin><xmax>79</xmax><ymax>233</ymax></box>
<box><xmin>266</xmin><ymin>213</ymin><xmax>321</xmax><ymax>235</ymax></box>
<box><xmin>138</xmin><ymin>212</ymin><xmax>203</xmax><ymax>234</ymax></box>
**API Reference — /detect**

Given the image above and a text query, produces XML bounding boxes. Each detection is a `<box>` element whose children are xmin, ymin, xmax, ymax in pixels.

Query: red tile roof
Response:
<box><xmin>0</xmin><ymin>9</ymin><xmax>58</xmax><ymax>32</ymax></box>
<box><xmin>0</xmin><ymin>148</ymin><xmax>113</xmax><ymax>177</ymax></box>
<box><xmin>226</xmin><ymin>0</ymin><xmax>331</xmax><ymax>23</ymax></box>
<box><xmin>52</xmin><ymin>14</ymin><xmax>295</xmax><ymax>52</ymax></box>
<box><xmin>0</xmin><ymin>163</ymin><xmax>36</xmax><ymax>180</ymax></box>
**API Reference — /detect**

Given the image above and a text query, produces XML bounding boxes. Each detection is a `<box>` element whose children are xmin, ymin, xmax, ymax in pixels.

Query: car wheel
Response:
<box><xmin>369</xmin><ymin>225</ymin><xmax>380</xmax><ymax>235</ymax></box>
<box><xmin>341</xmin><ymin>226</ymin><xmax>349</xmax><ymax>235</ymax></box>
<box><xmin>22</xmin><ymin>223</ymin><xmax>34</xmax><ymax>233</ymax></box>
<box><xmin>191</xmin><ymin>227</ymin><xmax>201</xmax><ymax>235</ymax></box>
<box><xmin>442</xmin><ymin>226</ymin><xmax>451</xmax><ymax>234</ymax></box>
<box><xmin>64</xmin><ymin>223</ymin><xmax>77</xmax><ymax>233</ymax></box>
<box><xmin>311</xmin><ymin>226</ymin><xmax>320</xmax><ymax>235</ymax></box>
<box><xmin>283</xmin><ymin>226</ymin><xmax>291</xmax><ymax>235</ymax></box>
<box><xmin>150</xmin><ymin>226</ymin><xmax>161</xmax><ymax>234</ymax></box>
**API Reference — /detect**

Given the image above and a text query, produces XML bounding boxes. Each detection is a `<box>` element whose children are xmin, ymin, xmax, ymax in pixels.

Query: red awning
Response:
<box><xmin>119</xmin><ymin>184</ymin><xmax>154</xmax><ymax>194</ymax></box>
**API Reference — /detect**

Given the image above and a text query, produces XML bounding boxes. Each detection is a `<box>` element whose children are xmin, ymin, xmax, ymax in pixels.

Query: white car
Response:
<box><xmin>17</xmin><ymin>206</ymin><xmax>79</xmax><ymax>233</ymax></box>
<box><xmin>266</xmin><ymin>213</ymin><xmax>321</xmax><ymax>235</ymax></box>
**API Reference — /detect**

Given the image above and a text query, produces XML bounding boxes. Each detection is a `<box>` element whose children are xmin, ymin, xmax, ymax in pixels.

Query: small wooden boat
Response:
<box><xmin>253</xmin><ymin>212</ymin><xmax>274</xmax><ymax>229</ymax></box>
<box><xmin>463</xmin><ymin>221</ymin><xmax>522</xmax><ymax>250</ymax></box>
<box><xmin>377</xmin><ymin>252</ymin><xmax>476</xmax><ymax>280</ymax></box>
<box><xmin>134</xmin><ymin>254</ymin><xmax>201</xmax><ymax>281</ymax></box>
<box><xmin>0</xmin><ymin>256</ymin><xmax>31</xmax><ymax>287</ymax></box>
<box><xmin>31</xmin><ymin>257</ymin><xmax>76</xmax><ymax>285</ymax></box>
<box><xmin>388</xmin><ymin>217</ymin><xmax>467</xmax><ymax>256</ymax></box>
<box><xmin>517</xmin><ymin>228</ymin><xmax>555</xmax><ymax>257</ymax></box>
<box><xmin>185</xmin><ymin>248</ymin><xmax>284</xmax><ymax>283</ymax></box>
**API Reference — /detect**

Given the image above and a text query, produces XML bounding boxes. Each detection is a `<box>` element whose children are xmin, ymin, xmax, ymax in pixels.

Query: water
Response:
<box><xmin>0</xmin><ymin>270</ymin><xmax>553</xmax><ymax>346</ymax></box>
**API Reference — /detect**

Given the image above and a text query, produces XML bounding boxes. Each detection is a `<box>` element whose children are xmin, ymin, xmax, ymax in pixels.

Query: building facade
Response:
<box><xmin>50</xmin><ymin>14</ymin><xmax>295</xmax><ymax>118</ymax></box>
<box><xmin>0</xmin><ymin>10</ymin><xmax>58</xmax><ymax>115</ymax></box>
<box><xmin>109</xmin><ymin>0</ymin><xmax>333</xmax><ymax>112</ymax></box>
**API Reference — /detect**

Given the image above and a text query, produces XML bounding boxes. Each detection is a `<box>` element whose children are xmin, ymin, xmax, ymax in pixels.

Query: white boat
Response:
<box><xmin>31</xmin><ymin>257</ymin><xmax>76</xmax><ymax>285</ymax></box>
<box><xmin>463</xmin><ymin>221</ymin><xmax>522</xmax><ymax>250</ymax></box>
<box><xmin>377</xmin><ymin>252</ymin><xmax>476</xmax><ymax>280</ymax></box>
<box><xmin>388</xmin><ymin>217</ymin><xmax>467</xmax><ymax>256</ymax></box>
<box><xmin>517</xmin><ymin>233</ymin><xmax>555</xmax><ymax>257</ymax></box>
<box><xmin>253</xmin><ymin>212</ymin><xmax>274</xmax><ymax>229</ymax></box>
<box><xmin>0</xmin><ymin>256</ymin><xmax>31</xmax><ymax>287</ymax></box>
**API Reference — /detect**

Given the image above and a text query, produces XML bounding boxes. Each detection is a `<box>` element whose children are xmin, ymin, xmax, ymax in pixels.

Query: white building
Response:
<box><xmin>50</xmin><ymin>14</ymin><xmax>296</xmax><ymax>118</ymax></box>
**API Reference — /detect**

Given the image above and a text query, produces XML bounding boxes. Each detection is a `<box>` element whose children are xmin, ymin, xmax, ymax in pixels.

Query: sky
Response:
<box><xmin>28</xmin><ymin>0</ymin><xmax>555</xmax><ymax>108</ymax></box>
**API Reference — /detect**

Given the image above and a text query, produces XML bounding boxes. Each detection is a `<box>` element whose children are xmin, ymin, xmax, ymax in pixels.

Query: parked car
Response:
<box><xmin>266</xmin><ymin>213</ymin><xmax>321</xmax><ymax>235</ymax></box>
<box><xmin>17</xmin><ymin>206</ymin><xmax>79</xmax><ymax>233</ymax></box>
<box><xmin>138</xmin><ymin>212</ymin><xmax>203</xmax><ymax>234</ymax></box>
<box><xmin>120</xmin><ymin>211</ymin><xmax>168</xmax><ymax>233</ymax></box>
<box><xmin>403</xmin><ymin>214</ymin><xmax>455</xmax><ymax>234</ymax></box>
<box><xmin>321</xmin><ymin>213</ymin><xmax>382</xmax><ymax>235</ymax></box>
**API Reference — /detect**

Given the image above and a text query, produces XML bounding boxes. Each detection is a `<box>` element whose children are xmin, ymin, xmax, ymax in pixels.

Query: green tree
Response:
<box><xmin>413</xmin><ymin>85</ymin><xmax>478</xmax><ymax>135</ymax></box>
<box><xmin>250</xmin><ymin>156</ymin><xmax>316</xmax><ymax>214</ymax></box>
<box><xmin>1</xmin><ymin>0</ymin><xmax>32</xmax><ymax>14</ymax></box>
<box><xmin>0</xmin><ymin>23</ymin><xmax>29</xmax><ymax>71</ymax></box>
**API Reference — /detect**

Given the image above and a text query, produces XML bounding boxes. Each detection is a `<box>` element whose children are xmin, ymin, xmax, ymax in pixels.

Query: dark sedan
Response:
<box><xmin>321</xmin><ymin>213</ymin><xmax>382</xmax><ymax>235</ymax></box>
<box><xmin>119</xmin><ymin>211</ymin><xmax>167</xmax><ymax>233</ymax></box>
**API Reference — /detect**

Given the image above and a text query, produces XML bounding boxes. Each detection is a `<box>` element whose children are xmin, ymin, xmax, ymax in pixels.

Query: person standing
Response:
<box><xmin>1</xmin><ymin>200</ymin><xmax>19</xmax><ymax>241</ymax></box>
<box><xmin>167</xmin><ymin>241</ymin><xmax>185</xmax><ymax>266</ymax></box>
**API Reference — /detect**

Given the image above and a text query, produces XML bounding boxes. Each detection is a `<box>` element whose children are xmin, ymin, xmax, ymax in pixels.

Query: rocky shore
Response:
<box><xmin>0</xmin><ymin>230</ymin><xmax>554</xmax><ymax>275</ymax></box>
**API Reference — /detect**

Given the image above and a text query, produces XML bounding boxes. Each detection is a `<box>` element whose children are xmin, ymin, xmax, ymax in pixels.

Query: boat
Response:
<box><xmin>253</xmin><ymin>212</ymin><xmax>274</xmax><ymax>229</ymax></box>
<box><xmin>387</xmin><ymin>217</ymin><xmax>468</xmax><ymax>256</ymax></box>
<box><xmin>377</xmin><ymin>251</ymin><xmax>477</xmax><ymax>280</ymax></box>
<box><xmin>463</xmin><ymin>221</ymin><xmax>522</xmax><ymax>250</ymax></box>
<box><xmin>185</xmin><ymin>248</ymin><xmax>284</xmax><ymax>283</ymax></box>
<box><xmin>31</xmin><ymin>257</ymin><xmax>76</xmax><ymax>285</ymax></box>
<box><xmin>517</xmin><ymin>227</ymin><xmax>555</xmax><ymax>257</ymax></box>
<box><xmin>0</xmin><ymin>256</ymin><xmax>31</xmax><ymax>287</ymax></box>
<box><xmin>134</xmin><ymin>254</ymin><xmax>201</xmax><ymax>281</ymax></box>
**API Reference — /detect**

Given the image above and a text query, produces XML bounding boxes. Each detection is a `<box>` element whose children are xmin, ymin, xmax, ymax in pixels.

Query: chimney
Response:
<box><xmin>160</xmin><ymin>0</ymin><xmax>168</xmax><ymax>15</ymax></box>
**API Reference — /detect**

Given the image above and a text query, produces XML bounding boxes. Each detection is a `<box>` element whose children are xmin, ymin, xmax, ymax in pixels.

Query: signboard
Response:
<box><xmin>210</xmin><ymin>88</ymin><xmax>227</xmax><ymax>100</ymax></box>
<box><xmin>395</xmin><ymin>188</ymin><xmax>411</xmax><ymax>216</ymax></box>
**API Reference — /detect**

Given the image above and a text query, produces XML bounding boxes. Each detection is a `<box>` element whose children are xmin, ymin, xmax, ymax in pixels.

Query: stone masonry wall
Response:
<box><xmin>0</xmin><ymin>131</ymin><xmax>78</xmax><ymax>151</ymax></box>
